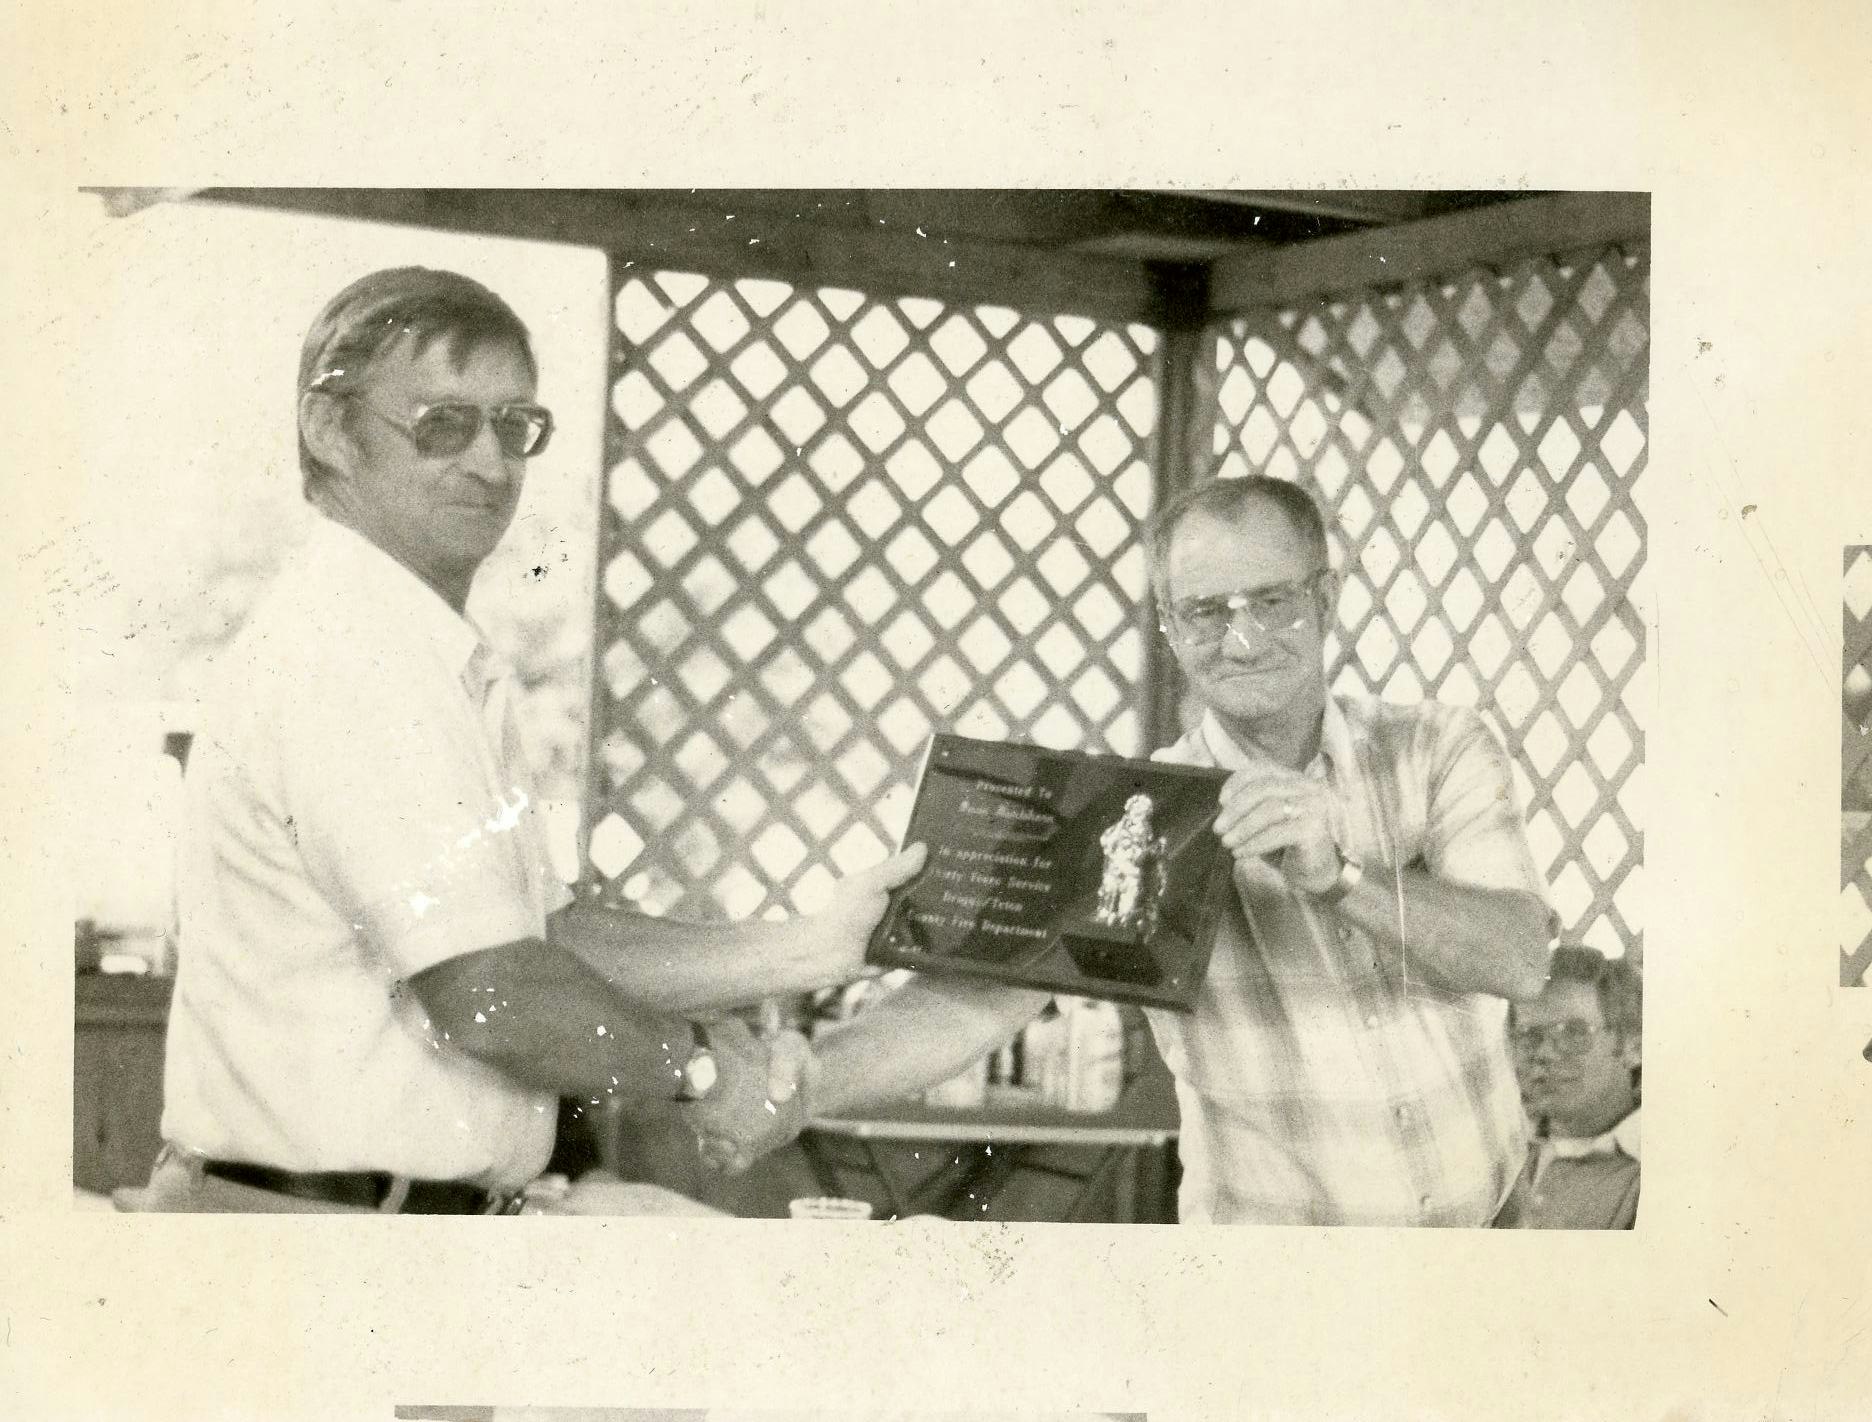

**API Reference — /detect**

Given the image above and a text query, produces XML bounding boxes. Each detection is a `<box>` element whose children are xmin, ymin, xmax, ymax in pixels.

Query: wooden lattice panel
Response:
<box><xmin>586</xmin><ymin>268</ymin><xmax>1160</xmax><ymax>919</ymax></box>
<box><xmin>1842</xmin><ymin>546</ymin><xmax>1872</xmax><ymax>985</ymax></box>
<box><xmin>1207</xmin><ymin>243</ymin><xmax>1649</xmax><ymax>957</ymax></box>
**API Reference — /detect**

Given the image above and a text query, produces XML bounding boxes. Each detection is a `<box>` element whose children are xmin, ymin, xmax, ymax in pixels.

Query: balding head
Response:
<box><xmin>1142</xmin><ymin>475</ymin><xmax>1331</xmax><ymax>620</ymax></box>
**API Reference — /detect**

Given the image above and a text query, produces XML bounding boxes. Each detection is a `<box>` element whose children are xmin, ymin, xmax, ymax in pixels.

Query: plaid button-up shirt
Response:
<box><xmin>1144</xmin><ymin>696</ymin><xmax>1549</xmax><ymax>1226</ymax></box>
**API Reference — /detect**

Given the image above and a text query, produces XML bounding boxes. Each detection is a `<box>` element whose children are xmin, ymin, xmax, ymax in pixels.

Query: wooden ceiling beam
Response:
<box><xmin>1207</xmin><ymin>191</ymin><xmax>1649</xmax><ymax>313</ymax></box>
<box><xmin>190</xmin><ymin>188</ymin><xmax>1171</xmax><ymax>326</ymax></box>
<box><xmin>1192</xmin><ymin>189</ymin><xmax>1453</xmax><ymax>225</ymax></box>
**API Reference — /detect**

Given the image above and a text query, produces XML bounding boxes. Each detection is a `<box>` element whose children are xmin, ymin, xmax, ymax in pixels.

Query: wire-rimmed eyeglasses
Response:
<box><xmin>1508</xmin><ymin>1019</ymin><xmax>1609</xmax><ymax>1058</ymax></box>
<box><xmin>1165</xmin><ymin>569</ymin><xmax>1328</xmax><ymax>647</ymax></box>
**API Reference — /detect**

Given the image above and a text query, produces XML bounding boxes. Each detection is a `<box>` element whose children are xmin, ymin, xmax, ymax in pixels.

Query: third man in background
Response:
<box><xmin>1494</xmin><ymin>943</ymin><xmax>1642</xmax><ymax>1229</ymax></box>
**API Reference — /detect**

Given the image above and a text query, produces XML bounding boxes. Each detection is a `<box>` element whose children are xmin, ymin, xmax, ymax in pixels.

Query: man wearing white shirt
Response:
<box><xmin>136</xmin><ymin>267</ymin><xmax>920</xmax><ymax>1213</ymax></box>
<box><xmin>1494</xmin><ymin>943</ymin><xmax>1642</xmax><ymax>1229</ymax></box>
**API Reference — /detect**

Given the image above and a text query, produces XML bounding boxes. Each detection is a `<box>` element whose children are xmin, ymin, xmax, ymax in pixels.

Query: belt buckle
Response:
<box><xmin>377</xmin><ymin>1176</ymin><xmax>413</xmax><ymax>1213</ymax></box>
<box><xmin>367</xmin><ymin>1172</ymin><xmax>515</xmax><ymax>1214</ymax></box>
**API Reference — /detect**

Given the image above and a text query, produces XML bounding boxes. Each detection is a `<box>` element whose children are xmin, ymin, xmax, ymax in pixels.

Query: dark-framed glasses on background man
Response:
<box><xmin>1509</xmin><ymin>1019</ymin><xmax>1607</xmax><ymax>1058</ymax></box>
<box><xmin>1168</xmin><ymin>569</ymin><xmax>1328</xmax><ymax>646</ymax></box>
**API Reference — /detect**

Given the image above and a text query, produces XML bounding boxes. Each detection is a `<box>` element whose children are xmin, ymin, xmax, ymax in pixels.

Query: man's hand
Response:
<box><xmin>1213</xmin><ymin>764</ymin><xmax>1343</xmax><ymax>895</ymax></box>
<box><xmin>683</xmin><ymin>1014</ymin><xmax>814</xmax><ymax>1174</ymax></box>
<box><xmin>781</xmin><ymin>842</ymin><xmax>929</xmax><ymax>993</ymax></box>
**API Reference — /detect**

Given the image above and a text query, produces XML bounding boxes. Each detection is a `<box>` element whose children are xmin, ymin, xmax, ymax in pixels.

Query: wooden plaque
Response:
<box><xmin>867</xmin><ymin>733</ymin><xmax>1234</xmax><ymax>1011</ymax></box>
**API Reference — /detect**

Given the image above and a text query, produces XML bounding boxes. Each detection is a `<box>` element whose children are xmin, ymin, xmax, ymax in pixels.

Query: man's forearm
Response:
<box><xmin>411</xmin><ymin>942</ymin><xmax>693</xmax><ymax>1101</ymax></box>
<box><xmin>472</xmin><ymin>990</ymin><xmax>691</xmax><ymax>1102</ymax></box>
<box><xmin>808</xmin><ymin>977</ymin><xmax>1049</xmax><ymax>1118</ymax></box>
<box><xmin>1328</xmin><ymin>869</ymin><xmax>1552</xmax><ymax>1001</ymax></box>
<box><xmin>550</xmin><ymin>902</ymin><xmax>815</xmax><ymax>1015</ymax></box>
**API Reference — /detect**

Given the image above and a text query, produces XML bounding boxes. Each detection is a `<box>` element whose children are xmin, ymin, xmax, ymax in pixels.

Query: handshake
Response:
<box><xmin>680</xmin><ymin>1013</ymin><xmax>818</xmax><ymax>1174</ymax></box>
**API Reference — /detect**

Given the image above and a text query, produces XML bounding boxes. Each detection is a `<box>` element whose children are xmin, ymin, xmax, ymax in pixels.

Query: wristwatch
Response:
<box><xmin>1312</xmin><ymin>847</ymin><xmax>1365</xmax><ymax>905</ymax></box>
<box><xmin>675</xmin><ymin>1021</ymin><xmax>718</xmax><ymax>1101</ymax></box>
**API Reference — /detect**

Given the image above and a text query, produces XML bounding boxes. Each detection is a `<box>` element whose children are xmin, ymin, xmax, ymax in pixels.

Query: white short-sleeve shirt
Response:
<box><xmin>161</xmin><ymin>515</ymin><xmax>571</xmax><ymax>1188</ymax></box>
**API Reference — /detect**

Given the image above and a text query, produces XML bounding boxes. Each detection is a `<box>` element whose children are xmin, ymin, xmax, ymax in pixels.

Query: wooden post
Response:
<box><xmin>1143</xmin><ymin>264</ymin><xmax>1217</xmax><ymax>745</ymax></box>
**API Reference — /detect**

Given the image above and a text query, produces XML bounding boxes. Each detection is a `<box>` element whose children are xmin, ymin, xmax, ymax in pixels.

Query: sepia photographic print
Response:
<box><xmin>63</xmin><ymin>188</ymin><xmax>1649</xmax><ymax>1231</ymax></box>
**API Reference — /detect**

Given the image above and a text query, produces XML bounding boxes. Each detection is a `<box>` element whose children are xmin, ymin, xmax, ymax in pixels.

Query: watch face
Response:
<box><xmin>685</xmin><ymin>1051</ymin><xmax>718</xmax><ymax>1098</ymax></box>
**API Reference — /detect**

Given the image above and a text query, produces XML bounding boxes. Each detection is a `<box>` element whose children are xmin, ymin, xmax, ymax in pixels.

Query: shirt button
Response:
<box><xmin>1394</xmin><ymin>1105</ymin><xmax>1411</xmax><ymax>1123</ymax></box>
<box><xmin>1419</xmin><ymin>1194</ymin><xmax>1433</xmax><ymax>1208</ymax></box>
<box><xmin>1364</xmin><ymin>1013</ymin><xmax>1380</xmax><ymax>1029</ymax></box>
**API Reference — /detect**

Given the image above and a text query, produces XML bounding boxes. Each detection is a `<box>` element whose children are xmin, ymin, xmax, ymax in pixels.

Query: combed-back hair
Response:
<box><xmin>1141</xmin><ymin>475</ymin><xmax>1332</xmax><ymax>616</ymax></box>
<box><xmin>296</xmin><ymin>266</ymin><xmax>537</xmax><ymax>497</ymax></box>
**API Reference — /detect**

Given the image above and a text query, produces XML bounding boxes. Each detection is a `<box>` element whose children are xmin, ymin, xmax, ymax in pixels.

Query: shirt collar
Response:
<box><xmin>1547</xmin><ymin>1107</ymin><xmax>1641</xmax><ymax>1161</ymax></box>
<box><xmin>1198</xmin><ymin>695</ymin><xmax>1353</xmax><ymax>777</ymax></box>
<box><xmin>302</xmin><ymin>514</ymin><xmax>486</xmax><ymax>679</ymax></box>
<box><xmin>1316</xmin><ymin>695</ymin><xmax>1355</xmax><ymax>774</ymax></box>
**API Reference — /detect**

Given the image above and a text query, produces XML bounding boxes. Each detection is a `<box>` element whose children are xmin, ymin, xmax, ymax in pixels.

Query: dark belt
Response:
<box><xmin>202</xmin><ymin>1159</ymin><xmax>508</xmax><ymax>1214</ymax></box>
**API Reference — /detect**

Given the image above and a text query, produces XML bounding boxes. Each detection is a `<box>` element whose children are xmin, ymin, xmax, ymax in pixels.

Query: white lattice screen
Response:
<box><xmin>581</xmin><ymin>239</ymin><xmax>1650</xmax><ymax>960</ymax></box>
<box><xmin>1842</xmin><ymin>546</ymin><xmax>1872</xmax><ymax>985</ymax></box>
<box><xmin>585</xmin><ymin>269</ymin><xmax>1161</xmax><ymax>919</ymax></box>
<box><xmin>1206</xmin><ymin>243</ymin><xmax>1649</xmax><ymax>958</ymax></box>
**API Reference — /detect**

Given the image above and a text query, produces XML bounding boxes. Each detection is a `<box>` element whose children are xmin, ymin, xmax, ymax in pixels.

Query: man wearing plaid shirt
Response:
<box><xmin>711</xmin><ymin>475</ymin><xmax>1556</xmax><ymax>1226</ymax></box>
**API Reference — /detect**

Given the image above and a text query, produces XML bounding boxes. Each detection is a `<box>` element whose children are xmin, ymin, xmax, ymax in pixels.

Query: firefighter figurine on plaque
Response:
<box><xmin>1095</xmin><ymin>793</ymin><xmax>1169</xmax><ymax>940</ymax></box>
